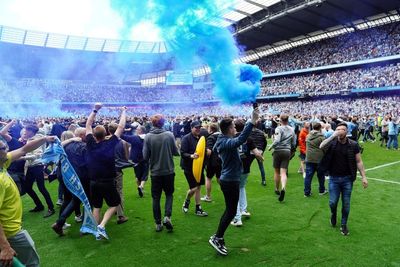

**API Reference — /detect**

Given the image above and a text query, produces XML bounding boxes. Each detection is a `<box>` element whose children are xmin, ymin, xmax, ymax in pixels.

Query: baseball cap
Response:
<box><xmin>190</xmin><ymin>121</ymin><xmax>201</xmax><ymax>128</ymax></box>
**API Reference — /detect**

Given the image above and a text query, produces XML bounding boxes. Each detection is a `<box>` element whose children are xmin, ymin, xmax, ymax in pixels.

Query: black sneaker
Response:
<box><xmin>43</xmin><ymin>209</ymin><xmax>55</xmax><ymax>218</ymax></box>
<box><xmin>274</xmin><ymin>189</ymin><xmax>280</xmax><ymax>195</ymax></box>
<box><xmin>261</xmin><ymin>180</ymin><xmax>266</xmax><ymax>186</ymax></box>
<box><xmin>29</xmin><ymin>206</ymin><xmax>44</xmax><ymax>212</ymax></box>
<box><xmin>195</xmin><ymin>209</ymin><xmax>208</xmax><ymax>217</ymax></box>
<box><xmin>51</xmin><ymin>223</ymin><xmax>64</xmax><ymax>236</ymax></box>
<box><xmin>209</xmin><ymin>235</ymin><xmax>228</xmax><ymax>256</ymax></box>
<box><xmin>340</xmin><ymin>224</ymin><xmax>349</xmax><ymax>236</ymax></box>
<box><xmin>278</xmin><ymin>189</ymin><xmax>285</xmax><ymax>202</ymax></box>
<box><xmin>182</xmin><ymin>200</ymin><xmax>190</xmax><ymax>213</ymax></box>
<box><xmin>163</xmin><ymin>217</ymin><xmax>173</xmax><ymax>232</ymax></box>
<box><xmin>330</xmin><ymin>213</ymin><xmax>337</xmax><ymax>227</ymax></box>
<box><xmin>155</xmin><ymin>224</ymin><xmax>163</xmax><ymax>232</ymax></box>
<box><xmin>138</xmin><ymin>187</ymin><xmax>143</xmax><ymax>198</ymax></box>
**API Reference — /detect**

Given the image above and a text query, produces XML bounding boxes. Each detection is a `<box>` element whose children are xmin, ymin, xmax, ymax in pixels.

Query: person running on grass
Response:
<box><xmin>208</xmin><ymin>106</ymin><xmax>259</xmax><ymax>256</ymax></box>
<box><xmin>268</xmin><ymin>114</ymin><xmax>296</xmax><ymax>202</ymax></box>
<box><xmin>121</xmin><ymin>126</ymin><xmax>149</xmax><ymax>198</ymax></box>
<box><xmin>319</xmin><ymin>122</ymin><xmax>368</xmax><ymax>236</ymax></box>
<box><xmin>85</xmin><ymin>103</ymin><xmax>126</xmax><ymax>240</ymax></box>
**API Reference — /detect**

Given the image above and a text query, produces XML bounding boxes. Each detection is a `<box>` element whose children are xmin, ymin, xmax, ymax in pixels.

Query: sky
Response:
<box><xmin>0</xmin><ymin>0</ymin><xmax>163</xmax><ymax>41</ymax></box>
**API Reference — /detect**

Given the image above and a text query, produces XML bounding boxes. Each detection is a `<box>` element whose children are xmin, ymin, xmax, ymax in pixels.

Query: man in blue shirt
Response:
<box><xmin>85</xmin><ymin>103</ymin><xmax>126</xmax><ymax>240</ymax></box>
<box><xmin>208</xmin><ymin>106</ymin><xmax>259</xmax><ymax>256</ymax></box>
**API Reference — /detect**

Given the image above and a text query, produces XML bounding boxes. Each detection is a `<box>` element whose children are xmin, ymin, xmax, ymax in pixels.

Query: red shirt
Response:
<box><xmin>298</xmin><ymin>128</ymin><xmax>309</xmax><ymax>154</ymax></box>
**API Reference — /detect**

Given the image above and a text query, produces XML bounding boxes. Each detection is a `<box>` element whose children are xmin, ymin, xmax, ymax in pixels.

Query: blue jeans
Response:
<box><xmin>387</xmin><ymin>134</ymin><xmax>398</xmax><ymax>149</ymax></box>
<box><xmin>304</xmin><ymin>162</ymin><xmax>326</xmax><ymax>195</ymax></box>
<box><xmin>234</xmin><ymin>173</ymin><xmax>249</xmax><ymax>221</ymax></box>
<box><xmin>329</xmin><ymin>176</ymin><xmax>353</xmax><ymax>225</ymax></box>
<box><xmin>257</xmin><ymin>160</ymin><xmax>266</xmax><ymax>181</ymax></box>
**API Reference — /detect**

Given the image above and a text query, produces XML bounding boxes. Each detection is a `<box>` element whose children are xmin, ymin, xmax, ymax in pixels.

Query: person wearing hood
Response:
<box><xmin>304</xmin><ymin>122</ymin><xmax>327</xmax><ymax>197</ymax></box>
<box><xmin>208</xmin><ymin>106</ymin><xmax>259</xmax><ymax>256</ymax></box>
<box><xmin>143</xmin><ymin>114</ymin><xmax>179</xmax><ymax>232</ymax></box>
<box><xmin>121</xmin><ymin>126</ymin><xmax>148</xmax><ymax>198</ymax></box>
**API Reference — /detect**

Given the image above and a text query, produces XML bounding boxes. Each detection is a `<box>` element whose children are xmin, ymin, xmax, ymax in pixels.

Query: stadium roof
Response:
<box><xmin>0</xmin><ymin>0</ymin><xmax>398</xmax><ymax>55</ymax></box>
<box><xmin>0</xmin><ymin>25</ymin><xmax>170</xmax><ymax>54</ymax></box>
<box><xmin>231</xmin><ymin>0</ymin><xmax>400</xmax><ymax>50</ymax></box>
<box><xmin>209</xmin><ymin>0</ymin><xmax>282</xmax><ymax>27</ymax></box>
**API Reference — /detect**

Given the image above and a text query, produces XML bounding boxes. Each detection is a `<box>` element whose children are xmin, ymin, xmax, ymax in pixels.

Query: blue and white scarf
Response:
<box><xmin>42</xmin><ymin>139</ymin><xmax>97</xmax><ymax>237</ymax></box>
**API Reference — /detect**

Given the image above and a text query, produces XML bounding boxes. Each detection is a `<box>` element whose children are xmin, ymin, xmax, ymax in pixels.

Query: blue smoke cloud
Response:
<box><xmin>111</xmin><ymin>0</ymin><xmax>263</xmax><ymax>104</ymax></box>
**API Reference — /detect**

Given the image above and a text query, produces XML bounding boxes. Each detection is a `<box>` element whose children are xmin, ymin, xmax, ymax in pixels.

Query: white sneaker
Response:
<box><xmin>241</xmin><ymin>210</ymin><xmax>251</xmax><ymax>217</ymax></box>
<box><xmin>75</xmin><ymin>215</ymin><xmax>83</xmax><ymax>223</ymax></box>
<box><xmin>62</xmin><ymin>223</ymin><xmax>71</xmax><ymax>230</ymax></box>
<box><xmin>230</xmin><ymin>220</ymin><xmax>243</xmax><ymax>227</ymax></box>
<box><xmin>200</xmin><ymin>196</ymin><xmax>212</xmax><ymax>202</ymax></box>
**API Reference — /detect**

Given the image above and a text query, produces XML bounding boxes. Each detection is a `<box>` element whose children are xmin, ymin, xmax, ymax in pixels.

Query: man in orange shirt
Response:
<box><xmin>298</xmin><ymin>122</ymin><xmax>310</xmax><ymax>178</ymax></box>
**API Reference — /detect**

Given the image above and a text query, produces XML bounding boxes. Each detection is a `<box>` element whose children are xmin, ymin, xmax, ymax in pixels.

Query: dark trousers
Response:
<box><xmin>25</xmin><ymin>165</ymin><xmax>54</xmax><ymax>210</ymax></box>
<box><xmin>304</xmin><ymin>162</ymin><xmax>326</xmax><ymax>195</ymax></box>
<box><xmin>216</xmin><ymin>180</ymin><xmax>240</xmax><ymax>238</ymax></box>
<box><xmin>362</xmin><ymin>129</ymin><xmax>375</xmax><ymax>142</ymax></box>
<box><xmin>9</xmin><ymin>171</ymin><xmax>26</xmax><ymax>196</ymax></box>
<box><xmin>151</xmin><ymin>173</ymin><xmax>175</xmax><ymax>224</ymax></box>
<box><xmin>56</xmin><ymin>181</ymin><xmax>81</xmax><ymax>226</ymax></box>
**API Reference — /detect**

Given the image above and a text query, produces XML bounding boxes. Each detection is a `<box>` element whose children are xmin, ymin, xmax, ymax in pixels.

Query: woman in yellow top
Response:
<box><xmin>0</xmin><ymin>134</ymin><xmax>56</xmax><ymax>267</ymax></box>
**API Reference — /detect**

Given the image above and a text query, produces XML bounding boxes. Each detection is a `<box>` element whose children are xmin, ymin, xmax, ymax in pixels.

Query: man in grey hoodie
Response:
<box><xmin>304</xmin><ymin>122</ymin><xmax>327</xmax><ymax>197</ymax></box>
<box><xmin>143</xmin><ymin>114</ymin><xmax>179</xmax><ymax>232</ymax></box>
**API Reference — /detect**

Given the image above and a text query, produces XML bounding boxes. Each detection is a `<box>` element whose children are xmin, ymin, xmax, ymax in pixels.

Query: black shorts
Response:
<box><xmin>90</xmin><ymin>180</ymin><xmax>121</xmax><ymax>208</ymax></box>
<box><xmin>184</xmin><ymin>170</ymin><xmax>205</xmax><ymax>189</ymax></box>
<box><xmin>134</xmin><ymin>161</ymin><xmax>149</xmax><ymax>182</ymax></box>
<box><xmin>206</xmin><ymin>164</ymin><xmax>221</xmax><ymax>179</ymax></box>
<box><xmin>273</xmin><ymin>150</ymin><xmax>291</xmax><ymax>169</ymax></box>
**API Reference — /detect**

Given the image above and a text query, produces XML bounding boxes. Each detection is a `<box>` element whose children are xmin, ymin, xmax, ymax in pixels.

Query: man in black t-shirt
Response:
<box><xmin>201</xmin><ymin>123</ymin><xmax>221</xmax><ymax>203</ymax></box>
<box><xmin>85</xmin><ymin>103</ymin><xmax>127</xmax><ymax>240</ymax></box>
<box><xmin>320</xmin><ymin>122</ymin><xmax>368</xmax><ymax>236</ymax></box>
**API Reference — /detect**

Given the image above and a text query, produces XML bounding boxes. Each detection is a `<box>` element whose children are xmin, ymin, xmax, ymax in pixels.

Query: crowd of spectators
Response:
<box><xmin>253</xmin><ymin>23</ymin><xmax>400</xmax><ymax>73</ymax></box>
<box><xmin>2</xmin><ymin>62</ymin><xmax>399</xmax><ymax>104</ymax></box>
<box><xmin>260</xmin><ymin>63</ymin><xmax>400</xmax><ymax>96</ymax></box>
<box><xmin>0</xmin><ymin>79</ymin><xmax>216</xmax><ymax>103</ymax></box>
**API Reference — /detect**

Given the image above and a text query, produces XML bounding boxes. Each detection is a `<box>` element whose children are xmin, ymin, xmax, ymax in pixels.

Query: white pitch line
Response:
<box><xmin>365</xmin><ymin>160</ymin><xmax>400</xmax><ymax>172</ymax></box>
<box><xmin>363</xmin><ymin>177</ymin><xmax>400</xmax><ymax>185</ymax></box>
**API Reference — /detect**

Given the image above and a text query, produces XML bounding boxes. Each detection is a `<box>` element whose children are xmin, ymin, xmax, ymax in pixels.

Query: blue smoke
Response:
<box><xmin>111</xmin><ymin>0</ymin><xmax>263</xmax><ymax>104</ymax></box>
